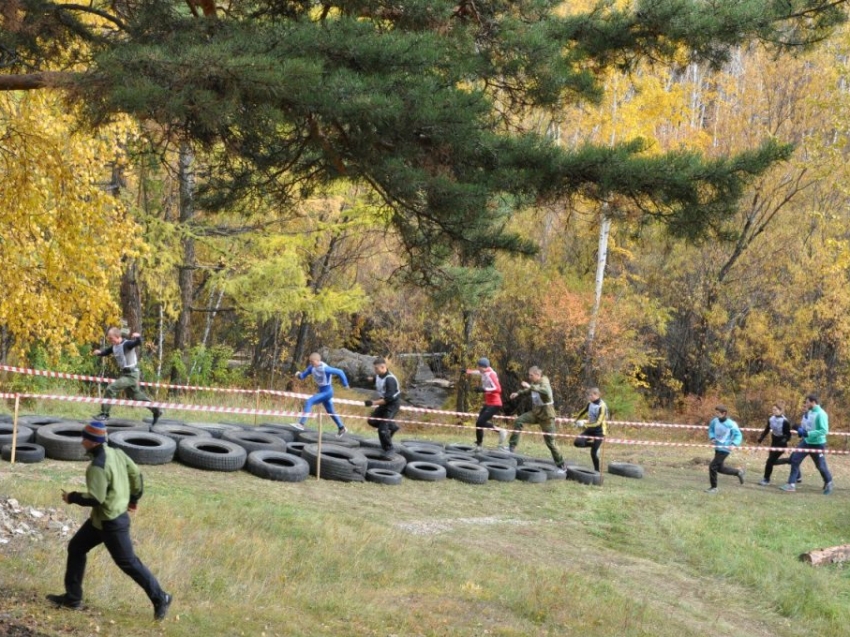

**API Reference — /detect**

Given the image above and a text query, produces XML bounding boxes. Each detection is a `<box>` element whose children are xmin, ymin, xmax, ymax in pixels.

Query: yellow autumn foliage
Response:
<box><xmin>0</xmin><ymin>91</ymin><xmax>138</xmax><ymax>357</ymax></box>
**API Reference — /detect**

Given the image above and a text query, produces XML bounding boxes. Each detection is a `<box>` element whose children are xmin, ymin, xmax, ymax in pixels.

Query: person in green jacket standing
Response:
<box><xmin>46</xmin><ymin>421</ymin><xmax>172</xmax><ymax>620</ymax></box>
<box><xmin>781</xmin><ymin>394</ymin><xmax>834</xmax><ymax>494</ymax></box>
<box><xmin>508</xmin><ymin>366</ymin><xmax>566</xmax><ymax>471</ymax></box>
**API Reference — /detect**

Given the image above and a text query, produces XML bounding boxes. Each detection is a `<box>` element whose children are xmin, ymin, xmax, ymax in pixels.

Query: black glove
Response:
<box><xmin>757</xmin><ymin>436</ymin><xmax>764</xmax><ymax>444</ymax></box>
<box><xmin>364</xmin><ymin>400</ymin><xmax>373</xmax><ymax>407</ymax></box>
<box><xmin>473</xmin><ymin>387</ymin><xmax>484</xmax><ymax>393</ymax></box>
<box><xmin>66</xmin><ymin>492</ymin><xmax>83</xmax><ymax>505</ymax></box>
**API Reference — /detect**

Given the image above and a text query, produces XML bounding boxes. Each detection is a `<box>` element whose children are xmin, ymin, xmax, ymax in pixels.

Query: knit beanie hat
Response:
<box><xmin>477</xmin><ymin>357</ymin><xmax>490</xmax><ymax>368</ymax></box>
<box><xmin>82</xmin><ymin>421</ymin><xmax>108</xmax><ymax>444</ymax></box>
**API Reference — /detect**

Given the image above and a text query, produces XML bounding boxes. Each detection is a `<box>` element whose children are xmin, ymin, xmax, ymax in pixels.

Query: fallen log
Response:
<box><xmin>800</xmin><ymin>544</ymin><xmax>850</xmax><ymax>565</ymax></box>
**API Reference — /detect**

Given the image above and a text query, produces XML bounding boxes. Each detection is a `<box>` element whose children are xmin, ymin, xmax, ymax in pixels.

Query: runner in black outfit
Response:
<box><xmin>365</xmin><ymin>357</ymin><xmax>401</xmax><ymax>457</ymax></box>
<box><xmin>757</xmin><ymin>402</ymin><xmax>792</xmax><ymax>486</ymax></box>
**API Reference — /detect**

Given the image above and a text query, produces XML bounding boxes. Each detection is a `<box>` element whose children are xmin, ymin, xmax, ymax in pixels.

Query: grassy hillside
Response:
<box><xmin>1</xmin><ymin>428</ymin><xmax>849</xmax><ymax>637</ymax></box>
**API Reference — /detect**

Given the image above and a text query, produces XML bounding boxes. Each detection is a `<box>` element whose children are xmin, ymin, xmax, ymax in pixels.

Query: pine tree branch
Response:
<box><xmin>57</xmin><ymin>4</ymin><xmax>126</xmax><ymax>30</ymax></box>
<box><xmin>0</xmin><ymin>72</ymin><xmax>73</xmax><ymax>90</ymax></box>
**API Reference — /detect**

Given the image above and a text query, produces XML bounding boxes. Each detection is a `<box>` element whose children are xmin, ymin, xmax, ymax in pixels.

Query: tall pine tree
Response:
<box><xmin>1</xmin><ymin>0</ymin><xmax>846</xmax><ymax>282</ymax></box>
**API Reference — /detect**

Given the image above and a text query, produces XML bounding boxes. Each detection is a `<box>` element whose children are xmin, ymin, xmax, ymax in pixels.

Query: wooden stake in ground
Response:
<box><xmin>800</xmin><ymin>545</ymin><xmax>850</xmax><ymax>566</ymax></box>
<box><xmin>11</xmin><ymin>393</ymin><xmax>19</xmax><ymax>465</ymax></box>
<box><xmin>316</xmin><ymin>413</ymin><xmax>323</xmax><ymax>481</ymax></box>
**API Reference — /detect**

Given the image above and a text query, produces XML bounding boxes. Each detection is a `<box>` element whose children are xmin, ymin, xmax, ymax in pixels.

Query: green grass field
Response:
<box><xmin>2</xmin><ymin>430</ymin><xmax>850</xmax><ymax>637</ymax></box>
<box><xmin>2</xmin><ymin>393</ymin><xmax>850</xmax><ymax>637</ymax></box>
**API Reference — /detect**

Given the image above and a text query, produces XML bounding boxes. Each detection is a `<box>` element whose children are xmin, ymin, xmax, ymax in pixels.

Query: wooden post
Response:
<box><xmin>253</xmin><ymin>387</ymin><xmax>260</xmax><ymax>427</ymax></box>
<box><xmin>316</xmin><ymin>413</ymin><xmax>322</xmax><ymax>481</ymax></box>
<box><xmin>11</xmin><ymin>393</ymin><xmax>20</xmax><ymax>465</ymax></box>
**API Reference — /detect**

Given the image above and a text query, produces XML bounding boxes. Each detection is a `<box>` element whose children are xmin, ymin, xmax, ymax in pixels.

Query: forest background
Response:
<box><xmin>3</xmin><ymin>0</ymin><xmax>850</xmax><ymax>425</ymax></box>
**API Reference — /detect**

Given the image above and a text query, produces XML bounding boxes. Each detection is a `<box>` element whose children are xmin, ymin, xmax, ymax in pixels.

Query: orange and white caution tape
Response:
<box><xmin>4</xmin><ymin>364</ymin><xmax>850</xmax><ymax>439</ymax></box>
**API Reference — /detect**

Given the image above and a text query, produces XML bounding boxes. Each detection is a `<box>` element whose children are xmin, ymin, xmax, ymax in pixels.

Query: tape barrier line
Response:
<box><xmin>3</xmin><ymin>390</ymin><xmax>849</xmax><ymax>456</ymax></box>
<box><xmin>4</xmin><ymin>363</ymin><xmax>850</xmax><ymax>438</ymax></box>
<box><xmin>10</xmin><ymin>392</ymin><xmax>310</xmax><ymax>420</ymax></box>
<box><xmin>344</xmin><ymin>409</ymin><xmax>850</xmax><ymax>455</ymax></box>
<box><xmin>0</xmin><ymin>364</ymin><xmax>259</xmax><ymax>394</ymax></box>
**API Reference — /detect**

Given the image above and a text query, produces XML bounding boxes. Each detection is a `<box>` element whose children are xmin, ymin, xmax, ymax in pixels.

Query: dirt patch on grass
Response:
<box><xmin>0</xmin><ymin>590</ymin><xmax>57</xmax><ymax>637</ymax></box>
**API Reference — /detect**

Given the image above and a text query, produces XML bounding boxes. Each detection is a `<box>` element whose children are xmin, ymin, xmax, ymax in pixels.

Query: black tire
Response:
<box><xmin>25</xmin><ymin>418</ymin><xmax>80</xmax><ymax>436</ymax></box>
<box><xmin>475</xmin><ymin>448</ymin><xmax>512</xmax><ymax>461</ymax></box>
<box><xmin>16</xmin><ymin>415</ymin><xmax>65</xmax><ymax>427</ymax></box>
<box><xmin>400</xmin><ymin>439</ymin><xmax>445</xmax><ymax>450</ymax></box>
<box><xmin>0</xmin><ymin>414</ymin><xmax>11</xmax><ymax>423</ymax></box>
<box><xmin>296</xmin><ymin>430</ymin><xmax>359</xmax><ymax>448</ymax></box>
<box><xmin>301</xmin><ymin>443</ymin><xmax>368</xmax><ymax>482</ymax></box>
<box><xmin>444</xmin><ymin>452</ymin><xmax>479</xmax><ymax>464</ymax></box>
<box><xmin>254</xmin><ymin>424</ymin><xmax>297</xmax><ymax>443</ymax></box>
<box><xmin>477</xmin><ymin>451</ymin><xmax>518</xmax><ymax>467</ymax></box>
<box><xmin>151</xmin><ymin>423</ymin><xmax>213</xmax><ymax>444</ymax></box>
<box><xmin>446</xmin><ymin>460</ymin><xmax>490</xmax><ymax>484</ymax></box>
<box><xmin>286</xmin><ymin>441</ymin><xmax>307</xmax><ymax>457</ymax></box>
<box><xmin>222</xmin><ymin>429</ymin><xmax>289</xmax><ymax>454</ymax></box>
<box><xmin>366</xmin><ymin>468</ymin><xmax>403</xmax><ymax>485</ymax></box>
<box><xmin>399</xmin><ymin>446</ymin><xmax>447</xmax><ymax>465</ymax></box>
<box><xmin>178</xmin><ymin>438</ymin><xmax>247</xmax><ymax>471</ymax></box>
<box><xmin>0</xmin><ymin>424</ymin><xmax>34</xmax><ymax>445</ymax></box>
<box><xmin>357</xmin><ymin>437</ymin><xmax>385</xmax><ymax>450</ymax></box>
<box><xmin>104</xmin><ymin>419</ymin><xmax>150</xmax><ymax>434</ymax></box>
<box><xmin>109</xmin><ymin>431</ymin><xmax>177</xmax><ymax>465</ymax></box>
<box><xmin>608</xmin><ymin>462</ymin><xmax>644</xmax><ymax>479</ymax></box>
<box><xmin>479</xmin><ymin>461</ymin><xmax>516</xmax><ymax>482</ymax></box>
<box><xmin>516</xmin><ymin>454</ymin><xmax>555</xmax><ymax>467</ymax></box>
<box><xmin>274</xmin><ymin>423</ymin><xmax>316</xmax><ymax>436</ymax></box>
<box><xmin>143</xmin><ymin>417</ymin><xmax>185</xmax><ymax>426</ymax></box>
<box><xmin>404</xmin><ymin>461</ymin><xmax>447</xmax><ymax>482</ymax></box>
<box><xmin>246</xmin><ymin>450</ymin><xmax>309</xmax><ymax>482</ymax></box>
<box><xmin>516</xmin><ymin>466</ymin><xmax>548</xmax><ymax>483</ymax></box>
<box><xmin>360</xmin><ymin>447</ymin><xmax>407</xmax><ymax>472</ymax></box>
<box><xmin>186</xmin><ymin>422</ymin><xmax>243</xmax><ymax>439</ymax></box>
<box><xmin>567</xmin><ymin>466</ymin><xmax>602</xmax><ymax>486</ymax></box>
<box><xmin>446</xmin><ymin>443</ymin><xmax>478</xmax><ymax>454</ymax></box>
<box><xmin>522</xmin><ymin>461</ymin><xmax>566</xmax><ymax>481</ymax></box>
<box><xmin>36</xmin><ymin>422</ymin><xmax>88</xmax><ymax>461</ymax></box>
<box><xmin>1</xmin><ymin>442</ymin><xmax>45</xmax><ymax>463</ymax></box>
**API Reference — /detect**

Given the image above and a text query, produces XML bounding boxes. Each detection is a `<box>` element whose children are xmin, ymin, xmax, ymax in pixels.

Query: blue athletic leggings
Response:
<box><xmin>299</xmin><ymin>385</ymin><xmax>344</xmax><ymax>429</ymax></box>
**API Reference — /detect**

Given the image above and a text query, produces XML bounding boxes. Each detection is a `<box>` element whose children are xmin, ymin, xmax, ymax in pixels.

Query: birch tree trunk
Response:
<box><xmin>583</xmin><ymin>209</ymin><xmax>612</xmax><ymax>381</ymax></box>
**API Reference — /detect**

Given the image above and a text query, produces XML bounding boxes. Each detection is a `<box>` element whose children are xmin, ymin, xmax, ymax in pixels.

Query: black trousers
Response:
<box><xmin>65</xmin><ymin>514</ymin><xmax>165</xmax><ymax>605</ymax></box>
<box><xmin>475</xmin><ymin>405</ymin><xmax>503</xmax><ymax>445</ymax></box>
<box><xmin>709</xmin><ymin>450</ymin><xmax>739</xmax><ymax>488</ymax></box>
<box><xmin>367</xmin><ymin>402</ymin><xmax>401</xmax><ymax>451</ymax></box>
<box><xmin>763</xmin><ymin>435</ymin><xmax>791</xmax><ymax>480</ymax></box>
<box><xmin>575</xmin><ymin>425</ymin><xmax>604</xmax><ymax>471</ymax></box>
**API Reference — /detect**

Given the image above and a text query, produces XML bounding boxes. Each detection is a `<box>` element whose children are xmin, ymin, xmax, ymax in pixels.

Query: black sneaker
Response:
<box><xmin>91</xmin><ymin>413</ymin><xmax>110</xmax><ymax>421</ymax></box>
<box><xmin>150</xmin><ymin>408</ymin><xmax>163</xmax><ymax>426</ymax></box>
<box><xmin>153</xmin><ymin>593</ymin><xmax>172</xmax><ymax>621</ymax></box>
<box><xmin>382</xmin><ymin>448</ymin><xmax>395</xmax><ymax>459</ymax></box>
<box><xmin>336</xmin><ymin>426</ymin><xmax>348</xmax><ymax>437</ymax></box>
<box><xmin>46</xmin><ymin>593</ymin><xmax>81</xmax><ymax>610</ymax></box>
